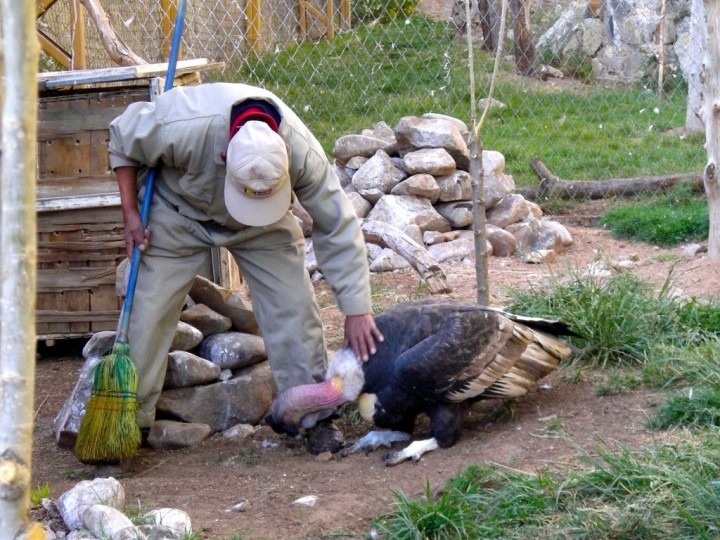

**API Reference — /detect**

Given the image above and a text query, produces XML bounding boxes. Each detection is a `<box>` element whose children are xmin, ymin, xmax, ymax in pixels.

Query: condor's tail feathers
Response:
<box><xmin>481</xmin><ymin>314</ymin><xmax>575</xmax><ymax>399</ymax></box>
<box><xmin>486</xmin><ymin>307</ymin><xmax>579</xmax><ymax>338</ymax></box>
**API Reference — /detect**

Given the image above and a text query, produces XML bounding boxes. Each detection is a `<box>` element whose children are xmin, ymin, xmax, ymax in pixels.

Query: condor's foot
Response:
<box><xmin>382</xmin><ymin>437</ymin><xmax>440</xmax><ymax>467</ymax></box>
<box><xmin>337</xmin><ymin>431</ymin><xmax>410</xmax><ymax>458</ymax></box>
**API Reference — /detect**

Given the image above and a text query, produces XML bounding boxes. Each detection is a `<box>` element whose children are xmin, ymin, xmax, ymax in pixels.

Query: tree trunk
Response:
<box><xmin>0</xmin><ymin>0</ymin><xmax>40</xmax><ymax>536</ymax></box>
<box><xmin>702</xmin><ymin>0</ymin><xmax>720</xmax><ymax>259</ymax></box>
<box><xmin>78</xmin><ymin>0</ymin><xmax>147</xmax><ymax>66</ymax></box>
<box><xmin>523</xmin><ymin>157</ymin><xmax>704</xmax><ymax>200</ymax></box>
<box><xmin>510</xmin><ymin>0</ymin><xmax>535</xmax><ymax>75</ymax></box>
<box><xmin>360</xmin><ymin>220</ymin><xmax>451</xmax><ymax>295</ymax></box>
<box><xmin>686</xmin><ymin>0</ymin><xmax>706</xmax><ymax>132</ymax></box>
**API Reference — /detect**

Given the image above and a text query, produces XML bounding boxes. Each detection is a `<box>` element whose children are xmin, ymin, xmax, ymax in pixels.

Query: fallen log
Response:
<box><xmin>360</xmin><ymin>220</ymin><xmax>452</xmax><ymax>295</ymax></box>
<box><xmin>518</xmin><ymin>157</ymin><xmax>704</xmax><ymax>200</ymax></box>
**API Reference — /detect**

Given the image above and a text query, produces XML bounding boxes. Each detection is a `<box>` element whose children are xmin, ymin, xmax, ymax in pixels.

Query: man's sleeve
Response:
<box><xmin>292</xmin><ymin>133</ymin><xmax>372</xmax><ymax>317</ymax></box>
<box><xmin>108</xmin><ymin>101</ymin><xmax>168</xmax><ymax>171</ymax></box>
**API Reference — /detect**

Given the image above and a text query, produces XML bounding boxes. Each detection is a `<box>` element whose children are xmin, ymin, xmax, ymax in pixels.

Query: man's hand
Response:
<box><xmin>115</xmin><ymin>166</ymin><xmax>151</xmax><ymax>260</ymax></box>
<box><xmin>122</xmin><ymin>207</ymin><xmax>151</xmax><ymax>260</ymax></box>
<box><xmin>344</xmin><ymin>314</ymin><xmax>384</xmax><ymax>362</ymax></box>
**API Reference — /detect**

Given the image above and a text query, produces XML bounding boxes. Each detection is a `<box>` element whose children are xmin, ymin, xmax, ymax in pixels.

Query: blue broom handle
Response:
<box><xmin>116</xmin><ymin>0</ymin><xmax>188</xmax><ymax>344</ymax></box>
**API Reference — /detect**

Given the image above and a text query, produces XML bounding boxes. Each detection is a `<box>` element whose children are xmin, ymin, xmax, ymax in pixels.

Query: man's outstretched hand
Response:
<box><xmin>344</xmin><ymin>314</ymin><xmax>384</xmax><ymax>362</ymax></box>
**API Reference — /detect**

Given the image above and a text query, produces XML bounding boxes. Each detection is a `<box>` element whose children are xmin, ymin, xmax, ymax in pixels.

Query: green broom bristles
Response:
<box><xmin>74</xmin><ymin>342</ymin><xmax>142</xmax><ymax>464</ymax></box>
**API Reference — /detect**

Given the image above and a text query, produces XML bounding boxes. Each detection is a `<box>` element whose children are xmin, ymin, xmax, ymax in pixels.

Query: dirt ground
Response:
<box><xmin>32</xmin><ymin>205</ymin><xmax>720</xmax><ymax>539</ymax></box>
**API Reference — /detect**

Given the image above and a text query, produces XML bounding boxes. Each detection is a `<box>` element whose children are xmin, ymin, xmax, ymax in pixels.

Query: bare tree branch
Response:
<box><xmin>78</xmin><ymin>0</ymin><xmax>147</xmax><ymax>66</ymax></box>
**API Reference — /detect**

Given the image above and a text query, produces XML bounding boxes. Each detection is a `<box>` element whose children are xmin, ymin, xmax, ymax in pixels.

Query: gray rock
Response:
<box><xmin>333</xmin><ymin>162</ymin><xmax>352</xmax><ymax>188</ymax></box>
<box><xmin>346</xmin><ymin>191</ymin><xmax>372</xmax><ymax>218</ymax></box>
<box><xmin>435</xmin><ymin>201</ymin><xmax>474</xmax><ymax>228</ymax></box>
<box><xmin>436</xmin><ymin>170</ymin><xmax>472</xmax><ymax>202</ymax></box>
<box><xmin>156</xmin><ymin>362</ymin><xmax>276</xmax><ymax>431</ymax></box>
<box><xmin>482</xmin><ymin>151</ymin><xmax>516</xmax><ymax>208</ymax></box>
<box><xmin>83</xmin><ymin>504</ymin><xmax>134</xmax><ymax>538</ymax></box>
<box><xmin>367</xmin><ymin>195</ymin><xmax>451</xmax><ymax>233</ymax></box>
<box><xmin>223</xmin><ymin>423</ymin><xmax>256</xmax><ymax>442</ymax></box>
<box><xmin>506</xmin><ymin>218</ymin><xmax>573</xmax><ymax>254</ymax></box>
<box><xmin>401</xmin><ymin>148</ymin><xmax>456</xmax><ymax>176</ymax></box>
<box><xmin>333</xmin><ymin>134</ymin><xmax>393</xmax><ymax>162</ymax></box>
<box><xmin>136</xmin><ymin>524</ymin><xmax>184</xmax><ymax>540</ymax></box>
<box><xmin>170</xmin><ymin>321</ymin><xmax>204</xmax><ymax>352</ymax></box>
<box><xmin>143</xmin><ymin>509</ymin><xmax>192</xmax><ymax>535</ymax></box>
<box><xmin>521</xmin><ymin>249</ymin><xmax>558</xmax><ymax>264</ymax></box>
<box><xmin>57</xmin><ymin>478</ymin><xmax>125</xmax><ymax>531</ymax></box>
<box><xmin>179</xmin><ymin>304</ymin><xmax>232</xmax><ymax>337</ymax></box>
<box><xmin>420</xmin><ymin>113</ymin><xmax>469</xmax><ymax>140</ymax></box>
<box><xmin>390</xmin><ymin>173</ymin><xmax>441</xmax><ymax>201</ymax></box>
<box><xmin>146</xmin><ymin>420</ymin><xmax>212</xmax><ymax>450</ymax></box>
<box><xmin>486</xmin><ymin>193</ymin><xmax>531</xmax><ymax>228</ymax></box>
<box><xmin>486</xmin><ymin>224</ymin><xmax>517</xmax><ymax>257</ymax></box>
<box><xmin>369</xmin><ymin>248</ymin><xmax>412</xmax><ymax>272</ymax></box>
<box><xmin>346</xmin><ymin>155</ymin><xmax>369</xmax><ymax>170</ymax></box>
<box><xmin>164</xmin><ymin>350</ymin><xmax>221</xmax><ymax>389</ymax></box>
<box><xmin>422</xmin><ymin>230</ymin><xmax>460</xmax><ymax>245</ymax></box>
<box><xmin>189</xmin><ymin>276</ymin><xmax>258</xmax><ymax>335</ymax></box>
<box><xmin>351</xmin><ymin>150</ymin><xmax>408</xmax><ymax>197</ymax></box>
<box><xmin>427</xmin><ymin>237</ymin><xmax>483</xmax><ymax>262</ymax></box>
<box><xmin>394</xmin><ymin>116</ymin><xmax>470</xmax><ymax>170</ymax></box>
<box><xmin>198</xmin><ymin>332</ymin><xmax>267</xmax><ymax>370</ymax></box>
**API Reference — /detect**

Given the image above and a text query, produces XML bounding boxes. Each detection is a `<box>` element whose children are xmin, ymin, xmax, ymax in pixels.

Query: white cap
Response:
<box><xmin>224</xmin><ymin>121</ymin><xmax>291</xmax><ymax>226</ymax></box>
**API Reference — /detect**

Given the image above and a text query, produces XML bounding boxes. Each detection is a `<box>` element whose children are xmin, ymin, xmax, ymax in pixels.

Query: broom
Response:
<box><xmin>74</xmin><ymin>0</ymin><xmax>188</xmax><ymax>464</ymax></box>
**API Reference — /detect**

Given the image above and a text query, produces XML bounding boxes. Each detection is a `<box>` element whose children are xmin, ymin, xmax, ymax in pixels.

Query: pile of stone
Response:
<box><xmin>300</xmin><ymin>113</ymin><xmax>573</xmax><ymax>275</ymax></box>
<box><xmin>54</xmin><ymin>275</ymin><xmax>276</xmax><ymax>452</ymax></box>
<box><xmin>35</xmin><ymin>477</ymin><xmax>193</xmax><ymax>539</ymax></box>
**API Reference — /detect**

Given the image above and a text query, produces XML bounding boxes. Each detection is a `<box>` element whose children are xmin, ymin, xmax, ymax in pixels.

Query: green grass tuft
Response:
<box><xmin>375</xmin><ymin>434</ymin><xmax>720</xmax><ymax>539</ymax></box>
<box><xmin>504</xmin><ymin>269</ymin><xmax>719</xmax><ymax>368</ymax></box>
<box><xmin>648</xmin><ymin>388</ymin><xmax>720</xmax><ymax>430</ymax></box>
<box><xmin>599</xmin><ymin>187</ymin><xmax>709</xmax><ymax>246</ymax></box>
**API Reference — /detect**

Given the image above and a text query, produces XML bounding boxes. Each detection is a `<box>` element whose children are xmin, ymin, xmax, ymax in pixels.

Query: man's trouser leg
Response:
<box><xmin>128</xmin><ymin>196</ymin><xmax>211</xmax><ymax>428</ymax></box>
<box><xmin>220</xmin><ymin>214</ymin><xmax>327</xmax><ymax>393</ymax></box>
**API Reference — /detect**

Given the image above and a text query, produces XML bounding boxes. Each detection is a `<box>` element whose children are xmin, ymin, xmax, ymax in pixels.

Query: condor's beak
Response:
<box><xmin>265</xmin><ymin>377</ymin><xmax>347</xmax><ymax>435</ymax></box>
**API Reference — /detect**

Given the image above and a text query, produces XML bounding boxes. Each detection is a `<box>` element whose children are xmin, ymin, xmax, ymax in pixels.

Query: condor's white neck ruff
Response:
<box><xmin>326</xmin><ymin>348</ymin><xmax>365</xmax><ymax>402</ymax></box>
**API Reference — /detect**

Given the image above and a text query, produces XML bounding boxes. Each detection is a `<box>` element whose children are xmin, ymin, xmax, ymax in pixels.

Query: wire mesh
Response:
<box><xmin>30</xmin><ymin>0</ymin><xmax>707</xmax><ymax>203</ymax></box>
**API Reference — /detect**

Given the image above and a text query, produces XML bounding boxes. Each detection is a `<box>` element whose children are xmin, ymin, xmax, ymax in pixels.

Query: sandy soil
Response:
<box><xmin>31</xmin><ymin>212</ymin><xmax>720</xmax><ymax>539</ymax></box>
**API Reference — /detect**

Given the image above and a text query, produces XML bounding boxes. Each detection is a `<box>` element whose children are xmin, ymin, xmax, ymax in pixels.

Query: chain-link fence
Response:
<box><xmin>33</xmin><ymin>0</ymin><xmax>707</xmax><ymax>201</ymax></box>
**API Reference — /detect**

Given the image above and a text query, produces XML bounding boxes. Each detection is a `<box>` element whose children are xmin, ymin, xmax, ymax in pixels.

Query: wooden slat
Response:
<box><xmin>38</xmin><ymin>206</ymin><xmax>123</xmax><ymax>226</ymax></box>
<box><xmin>37</xmin><ymin>59</ymin><xmax>222</xmax><ymax>90</ymax></box>
<box><xmin>38</xmin><ymin>239</ymin><xmax>124</xmax><ymax>251</ymax></box>
<box><xmin>38</xmin><ymin>106</ymin><xmax>129</xmax><ymax>138</ymax></box>
<box><xmin>37</xmin><ymin>309</ymin><xmax>120</xmax><ymax>323</ymax></box>
<box><xmin>37</xmin><ymin>268</ymin><xmax>117</xmax><ymax>292</ymax></box>
<box><xmin>37</xmin><ymin>194</ymin><xmax>121</xmax><ymax>212</ymax></box>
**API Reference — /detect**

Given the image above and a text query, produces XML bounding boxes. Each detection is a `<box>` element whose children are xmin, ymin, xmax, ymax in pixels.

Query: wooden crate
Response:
<box><xmin>35</xmin><ymin>60</ymin><xmax>234</xmax><ymax>341</ymax></box>
<box><xmin>36</xmin><ymin>84</ymin><xmax>151</xmax><ymax>340</ymax></box>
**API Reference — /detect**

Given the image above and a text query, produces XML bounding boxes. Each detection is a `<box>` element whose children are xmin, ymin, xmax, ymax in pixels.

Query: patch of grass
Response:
<box><xmin>216</xmin><ymin>17</ymin><xmax>704</xmax><ymax>186</ymax></box>
<box><xmin>642</xmin><ymin>338</ymin><xmax>720</xmax><ymax>390</ymax></box>
<box><xmin>374</xmin><ymin>433</ymin><xmax>720</xmax><ymax>539</ymax></box>
<box><xmin>599</xmin><ymin>186</ymin><xmax>709</xmax><ymax>246</ymax></box>
<box><xmin>338</xmin><ymin>402</ymin><xmax>364</xmax><ymax>427</ymax></box>
<box><xmin>31</xmin><ymin>484</ymin><xmax>49</xmax><ymax>507</ymax></box>
<box><xmin>504</xmin><ymin>268</ymin><xmax>718</xmax><ymax>368</ymax></box>
<box><xmin>596</xmin><ymin>369</ymin><xmax>642</xmax><ymax>396</ymax></box>
<box><xmin>648</xmin><ymin>388</ymin><xmax>720</xmax><ymax>430</ymax></box>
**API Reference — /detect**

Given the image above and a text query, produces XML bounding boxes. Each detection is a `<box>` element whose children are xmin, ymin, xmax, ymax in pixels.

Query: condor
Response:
<box><xmin>266</xmin><ymin>300</ymin><xmax>576</xmax><ymax>466</ymax></box>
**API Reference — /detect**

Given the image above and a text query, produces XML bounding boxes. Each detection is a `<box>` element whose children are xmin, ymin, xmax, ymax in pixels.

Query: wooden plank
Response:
<box><xmin>37</xmin><ymin>194</ymin><xmax>121</xmax><ymax>212</ymax></box>
<box><xmin>37</xmin><ymin>268</ymin><xmax>117</xmax><ymax>292</ymax></box>
<box><xmin>91</xmin><ymin>288</ymin><xmax>122</xmax><ymax>331</ymax></box>
<box><xmin>37</xmin><ymin>59</ymin><xmax>220</xmax><ymax>90</ymax></box>
<box><xmin>37</xmin><ymin>310</ymin><xmax>120</xmax><ymax>323</ymax></box>
<box><xmin>37</xmin><ymin>176</ymin><xmax>119</xmax><ymax>200</ymax></box>
<box><xmin>38</xmin><ymin>206</ymin><xmax>123</xmax><ymax>226</ymax></box>
<box><xmin>37</xmin><ymin>253</ymin><xmax>122</xmax><ymax>265</ymax></box>
<box><xmin>38</xmin><ymin>239</ymin><xmax>125</xmax><ymax>251</ymax></box>
<box><xmin>37</xmin><ymin>106</ymin><xmax>129</xmax><ymax>138</ymax></box>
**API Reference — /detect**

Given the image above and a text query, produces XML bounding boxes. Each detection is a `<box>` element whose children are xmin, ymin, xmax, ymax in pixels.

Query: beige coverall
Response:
<box><xmin>108</xmin><ymin>83</ymin><xmax>371</xmax><ymax>428</ymax></box>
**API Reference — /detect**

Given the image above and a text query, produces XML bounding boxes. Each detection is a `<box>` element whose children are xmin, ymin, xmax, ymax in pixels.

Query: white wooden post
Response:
<box><xmin>703</xmin><ymin>0</ymin><xmax>719</xmax><ymax>259</ymax></box>
<box><xmin>0</xmin><ymin>0</ymin><xmax>40</xmax><ymax>536</ymax></box>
